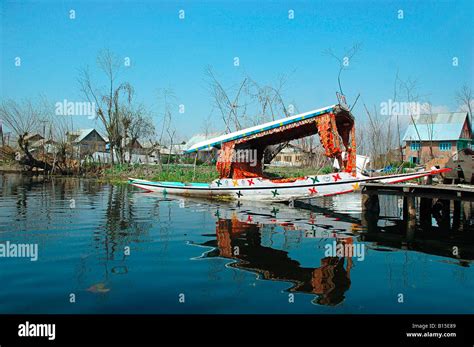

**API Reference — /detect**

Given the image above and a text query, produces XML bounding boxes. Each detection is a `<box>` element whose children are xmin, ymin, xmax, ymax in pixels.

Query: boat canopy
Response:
<box><xmin>186</xmin><ymin>104</ymin><xmax>338</xmax><ymax>152</ymax></box>
<box><xmin>186</xmin><ymin>103</ymin><xmax>356</xmax><ymax>179</ymax></box>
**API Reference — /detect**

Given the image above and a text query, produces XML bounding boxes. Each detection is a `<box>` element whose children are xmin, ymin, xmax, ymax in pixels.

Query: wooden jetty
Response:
<box><xmin>361</xmin><ymin>183</ymin><xmax>474</xmax><ymax>232</ymax></box>
<box><xmin>294</xmin><ymin>186</ymin><xmax>474</xmax><ymax>262</ymax></box>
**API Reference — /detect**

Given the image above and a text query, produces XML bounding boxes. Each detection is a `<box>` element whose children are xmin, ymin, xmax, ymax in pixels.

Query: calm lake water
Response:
<box><xmin>0</xmin><ymin>173</ymin><xmax>473</xmax><ymax>314</ymax></box>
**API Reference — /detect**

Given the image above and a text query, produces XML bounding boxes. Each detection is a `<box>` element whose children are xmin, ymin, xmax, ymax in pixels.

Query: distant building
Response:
<box><xmin>24</xmin><ymin>133</ymin><xmax>44</xmax><ymax>143</ymax></box>
<box><xmin>184</xmin><ymin>133</ymin><xmax>221</xmax><ymax>162</ymax></box>
<box><xmin>126</xmin><ymin>139</ymin><xmax>160</xmax><ymax>156</ymax></box>
<box><xmin>7</xmin><ymin>133</ymin><xmax>44</xmax><ymax>149</ymax></box>
<box><xmin>272</xmin><ymin>144</ymin><xmax>309</xmax><ymax>167</ymax></box>
<box><xmin>30</xmin><ymin>138</ymin><xmax>57</xmax><ymax>154</ymax></box>
<box><xmin>67</xmin><ymin>129</ymin><xmax>107</xmax><ymax>157</ymax></box>
<box><xmin>402</xmin><ymin>112</ymin><xmax>472</xmax><ymax>164</ymax></box>
<box><xmin>158</xmin><ymin>143</ymin><xmax>187</xmax><ymax>156</ymax></box>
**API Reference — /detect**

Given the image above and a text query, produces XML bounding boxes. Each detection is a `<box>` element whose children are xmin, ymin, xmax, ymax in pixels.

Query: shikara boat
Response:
<box><xmin>129</xmin><ymin>103</ymin><xmax>448</xmax><ymax>201</ymax></box>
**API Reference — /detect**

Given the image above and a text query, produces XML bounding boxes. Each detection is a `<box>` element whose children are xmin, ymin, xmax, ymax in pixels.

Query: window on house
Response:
<box><xmin>410</xmin><ymin>142</ymin><xmax>420</xmax><ymax>151</ymax></box>
<box><xmin>410</xmin><ymin>156</ymin><xmax>418</xmax><ymax>164</ymax></box>
<box><xmin>284</xmin><ymin>156</ymin><xmax>292</xmax><ymax>162</ymax></box>
<box><xmin>439</xmin><ymin>142</ymin><xmax>452</xmax><ymax>151</ymax></box>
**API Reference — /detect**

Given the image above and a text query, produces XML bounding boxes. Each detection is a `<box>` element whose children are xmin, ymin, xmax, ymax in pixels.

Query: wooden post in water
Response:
<box><xmin>362</xmin><ymin>193</ymin><xmax>380</xmax><ymax>214</ymax></box>
<box><xmin>462</xmin><ymin>201</ymin><xmax>472</xmax><ymax>231</ymax></box>
<box><xmin>440</xmin><ymin>199</ymin><xmax>451</xmax><ymax>230</ymax></box>
<box><xmin>452</xmin><ymin>200</ymin><xmax>461</xmax><ymax>231</ymax></box>
<box><xmin>419</xmin><ymin>198</ymin><xmax>432</xmax><ymax>230</ymax></box>
<box><xmin>406</xmin><ymin>195</ymin><xmax>416</xmax><ymax>241</ymax></box>
<box><xmin>361</xmin><ymin>191</ymin><xmax>379</xmax><ymax>233</ymax></box>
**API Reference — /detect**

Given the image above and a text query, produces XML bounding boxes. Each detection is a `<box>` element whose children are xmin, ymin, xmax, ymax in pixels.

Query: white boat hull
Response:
<box><xmin>129</xmin><ymin>169</ymin><xmax>447</xmax><ymax>202</ymax></box>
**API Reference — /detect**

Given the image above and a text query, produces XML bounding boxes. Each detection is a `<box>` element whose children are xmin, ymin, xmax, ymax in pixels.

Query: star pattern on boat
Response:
<box><xmin>352</xmin><ymin>182</ymin><xmax>360</xmax><ymax>190</ymax></box>
<box><xmin>308</xmin><ymin>187</ymin><xmax>317</xmax><ymax>195</ymax></box>
<box><xmin>332</xmin><ymin>173</ymin><xmax>342</xmax><ymax>181</ymax></box>
<box><xmin>247</xmin><ymin>179</ymin><xmax>255</xmax><ymax>186</ymax></box>
<box><xmin>247</xmin><ymin>215</ymin><xmax>253</xmax><ymax>222</ymax></box>
<box><xmin>271</xmin><ymin>189</ymin><xmax>279</xmax><ymax>197</ymax></box>
<box><xmin>271</xmin><ymin>207</ymin><xmax>279</xmax><ymax>216</ymax></box>
<box><xmin>214</xmin><ymin>210</ymin><xmax>220</xmax><ymax>217</ymax></box>
<box><xmin>215</xmin><ymin>180</ymin><xmax>222</xmax><ymax>187</ymax></box>
<box><xmin>236</xmin><ymin>190</ymin><xmax>243</xmax><ymax>198</ymax></box>
<box><xmin>232</xmin><ymin>180</ymin><xmax>239</xmax><ymax>187</ymax></box>
<box><xmin>163</xmin><ymin>189</ymin><xmax>168</xmax><ymax>196</ymax></box>
<box><xmin>310</xmin><ymin>176</ymin><xmax>320</xmax><ymax>183</ymax></box>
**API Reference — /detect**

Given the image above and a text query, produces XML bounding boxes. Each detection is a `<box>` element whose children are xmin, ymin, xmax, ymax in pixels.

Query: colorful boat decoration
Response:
<box><xmin>129</xmin><ymin>103</ymin><xmax>449</xmax><ymax>201</ymax></box>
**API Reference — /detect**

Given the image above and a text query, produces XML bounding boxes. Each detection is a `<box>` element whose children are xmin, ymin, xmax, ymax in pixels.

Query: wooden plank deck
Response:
<box><xmin>361</xmin><ymin>183</ymin><xmax>474</xmax><ymax>201</ymax></box>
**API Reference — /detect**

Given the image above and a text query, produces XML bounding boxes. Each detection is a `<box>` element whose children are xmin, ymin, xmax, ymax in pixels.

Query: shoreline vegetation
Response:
<box><xmin>0</xmin><ymin>160</ymin><xmax>333</xmax><ymax>184</ymax></box>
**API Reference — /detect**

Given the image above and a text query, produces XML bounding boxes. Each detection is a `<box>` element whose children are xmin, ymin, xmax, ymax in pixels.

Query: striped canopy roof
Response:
<box><xmin>185</xmin><ymin>104</ymin><xmax>339</xmax><ymax>153</ymax></box>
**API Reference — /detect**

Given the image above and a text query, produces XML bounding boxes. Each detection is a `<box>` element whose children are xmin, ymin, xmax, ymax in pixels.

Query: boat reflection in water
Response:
<box><xmin>182</xmin><ymin>198</ymin><xmax>355</xmax><ymax>306</ymax></box>
<box><xmin>205</xmin><ymin>214</ymin><xmax>353</xmax><ymax>306</ymax></box>
<box><xmin>182</xmin><ymin>193</ymin><xmax>473</xmax><ymax>307</ymax></box>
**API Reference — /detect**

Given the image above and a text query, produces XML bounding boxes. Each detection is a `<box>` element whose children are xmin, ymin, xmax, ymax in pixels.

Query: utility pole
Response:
<box><xmin>0</xmin><ymin>120</ymin><xmax>4</xmax><ymax>147</ymax></box>
<box><xmin>39</xmin><ymin>119</ymin><xmax>48</xmax><ymax>159</ymax></box>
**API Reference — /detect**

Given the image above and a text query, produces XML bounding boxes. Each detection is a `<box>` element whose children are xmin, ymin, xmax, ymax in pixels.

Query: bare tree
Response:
<box><xmin>78</xmin><ymin>49</ymin><xmax>134</xmax><ymax>165</ymax></box>
<box><xmin>205</xmin><ymin>66</ymin><xmax>249</xmax><ymax>132</ymax></box>
<box><xmin>247</xmin><ymin>75</ymin><xmax>295</xmax><ymax>164</ymax></box>
<box><xmin>206</xmin><ymin>68</ymin><xmax>299</xmax><ymax>166</ymax></box>
<box><xmin>156</xmin><ymin>88</ymin><xmax>177</xmax><ymax>167</ymax></box>
<box><xmin>323</xmin><ymin>43</ymin><xmax>362</xmax><ymax>98</ymax></box>
<box><xmin>456</xmin><ymin>83</ymin><xmax>473</xmax><ymax>130</ymax></box>
<box><xmin>201</xmin><ymin>113</ymin><xmax>214</xmax><ymax>137</ymax></box>
<box><xmin>392</xmin><ymin>70</ymin><xmax>404</xmax><ymax>161</ymax></box>
<box><xmin>398</xmin><ymin>77</ymin><xmax>428</xmax><ymax>164</ymax></box>
<box><xmin>123</xmin><ymin>104</ymin><xmax>155</xmax><ymax>163</ymax></box>
<box><xmin>0</xmin><ymin>98</ymin><xmax>53</xmax><ymax>171</ymax></box>
<box><xmin>49</xmin><ymin>112</ymin><xmax>75</xmax><ymax>174</ymax></box>
<box><xmin>362</xmin><ymin>100</ymin><xmax>400</xmax><ymax>169</ymax></box>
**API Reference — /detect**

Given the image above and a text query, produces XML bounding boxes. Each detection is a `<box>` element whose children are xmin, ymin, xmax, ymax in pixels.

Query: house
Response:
<box><xmin>158</xmin><ymin>143</ymin><xmax>187</xmax><ymax>156</ymax></box>
<box><xmin>402</xmin><ymin>112</ymin><xmax>472</xmax><ymax>164</ymax></box>
<box><xmin>272</xmin><ymin>143</ymin><xmax>310</xmax><ymax>167</ymax></box>
<box><xmin>7</xmin><ymin>133</ymin><xmax>44</xmax><ymax>149</ymax></box>
<box><xmin>66</xmin><ymin>129</ymin><xmax>107</xmax><ymax>157</ymax></box>
<box><xmin>24</xmin><ymin>133</ymin><xmax>44</xmax><ymax>143</ymax></box>
<box><xmin>30</xmin><ymin>138</ymin><xmax>57</xmax><ymax>154</ymax></box>
<box><xmin>127</xmin><ymin>139</ymin><xmax>161</xmax><ymax>156</ymax></box>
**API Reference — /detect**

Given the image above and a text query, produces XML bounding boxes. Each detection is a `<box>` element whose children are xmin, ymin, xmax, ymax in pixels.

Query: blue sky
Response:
<box><xmin>1</xmin><ymin>0</ymin><xmax>473</xmax><ymax>139</ymax></box>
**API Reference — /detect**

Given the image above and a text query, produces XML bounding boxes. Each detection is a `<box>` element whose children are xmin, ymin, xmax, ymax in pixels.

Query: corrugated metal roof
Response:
<box><xmin>73</xmin><ymin>129</ymin><xmax>106</xmax><ymax>143</ymax></box>
<box><xmin>402</xmin><ymin>112</ymin><xmax>469</xmax><ymax>141</ymax></box>
<box><xmin>411</xmin><ymin>112</ymin><xmax>467</xmax><ymax>124</ymax></box>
